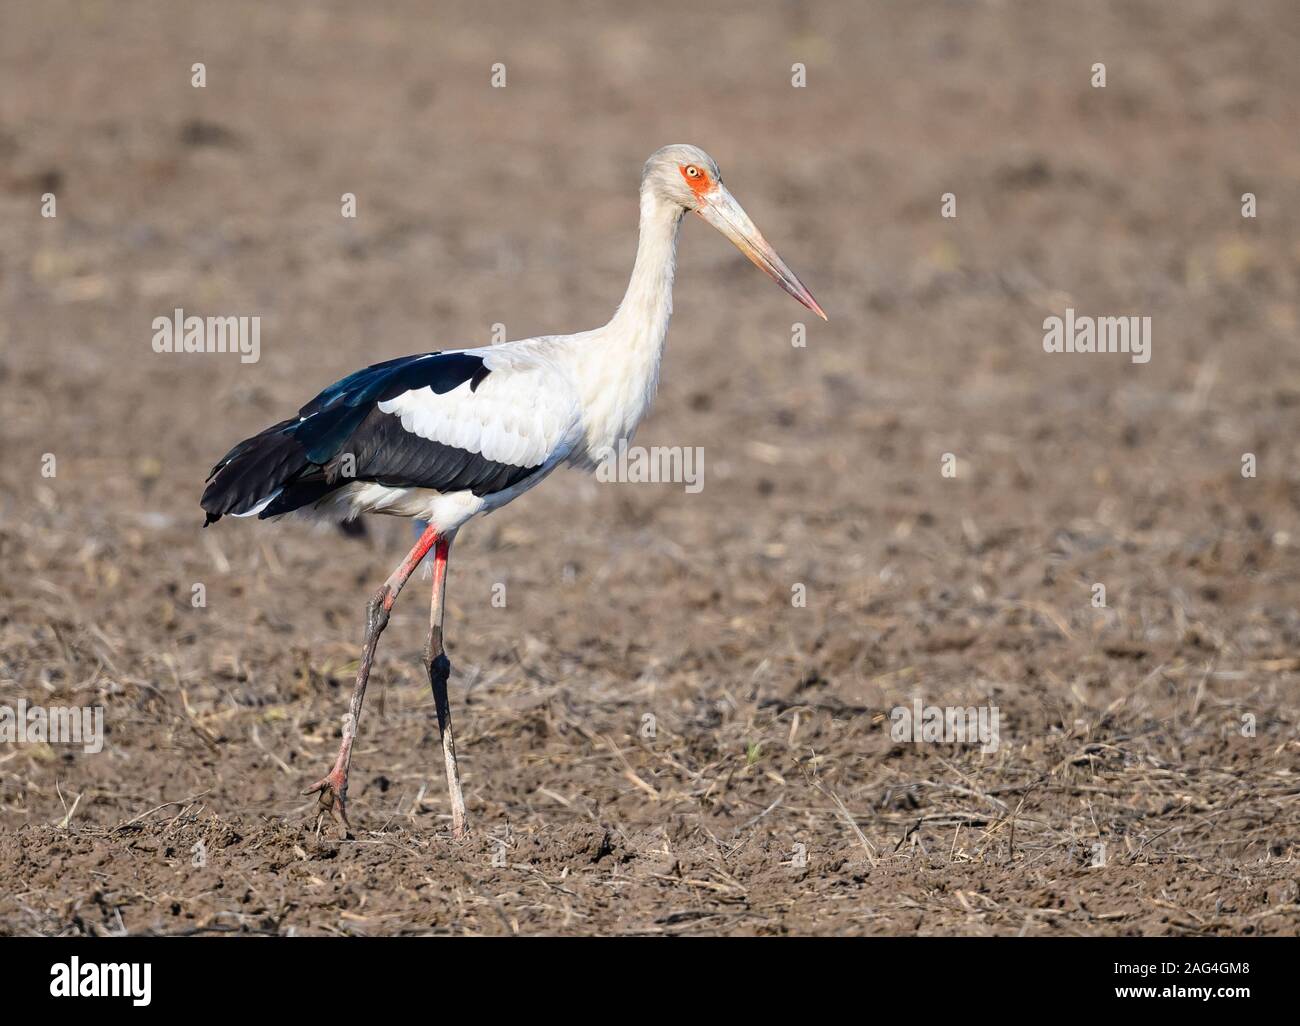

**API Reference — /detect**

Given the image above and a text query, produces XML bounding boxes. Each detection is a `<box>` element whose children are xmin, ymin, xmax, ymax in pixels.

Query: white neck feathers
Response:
<box><xmin>568</xmin><ymin>188</ymin><xmax>685</xmax><ymax>463</ymax></box>
<box><xmin>608</xmin><ymin>188</ymin><xmax>684</xmax><ymax>341</ymax></box>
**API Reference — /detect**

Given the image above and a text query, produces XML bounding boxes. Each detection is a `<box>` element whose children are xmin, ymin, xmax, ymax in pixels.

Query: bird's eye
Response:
<box><xmin>678</xmin><ymin>163</ymin><xmax>711</xmax><ymax>194</ymax></box>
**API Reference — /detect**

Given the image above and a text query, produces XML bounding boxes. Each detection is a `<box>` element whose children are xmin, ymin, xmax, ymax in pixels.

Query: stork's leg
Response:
<box><xmin>424</xmin><ymin>529</ymin><xmax>468</xmax><ymax>839</ymax></box>
<box><xmin>303</xmin><ymin>523</ymin><xmax>440</xmax><ymax>837</ymax></box>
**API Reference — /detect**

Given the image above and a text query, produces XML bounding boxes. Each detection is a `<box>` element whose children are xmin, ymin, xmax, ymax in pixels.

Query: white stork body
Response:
<box><xmin>319</xmin><ymin>342</ymin><xmax>584</xmax><ymax>529</ymax></box>
<box><xmin>200</xmin><ymin>144</ymin><xmax>824</xmax><ymax>838</ymax></box>
<box><xmin>225</xmin><ymin>183</ymin><xmax>683</xmax><ymax>537</ymax></box>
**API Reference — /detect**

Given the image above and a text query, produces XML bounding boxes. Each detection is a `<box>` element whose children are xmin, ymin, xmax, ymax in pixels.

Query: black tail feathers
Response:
<box><xmin>200</xmin><ymin>418</ymin><xmax>309</xmax><ymax>525</ymax></box>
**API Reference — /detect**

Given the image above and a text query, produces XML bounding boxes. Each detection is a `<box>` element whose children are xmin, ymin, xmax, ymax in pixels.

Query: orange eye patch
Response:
<box><xmin>679</xmin><ymin>163</ymin><xmax>712</xmax><ymax>200</ymax></box>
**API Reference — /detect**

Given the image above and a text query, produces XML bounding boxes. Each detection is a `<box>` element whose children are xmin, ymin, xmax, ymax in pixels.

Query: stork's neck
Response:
<box><xmin>566</xmin><ymin>188</ymin><xmax>685</xmax><ymax>464</ymax></box>
<box><xmin>605</xmin><ymin>188</ymin><xmax>684</xmax><ymax>353</ymax></box>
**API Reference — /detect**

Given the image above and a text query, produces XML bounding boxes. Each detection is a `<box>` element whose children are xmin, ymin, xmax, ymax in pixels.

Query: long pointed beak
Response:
<box><xmin>696</xmin><ymin>185</ymin><xmax>827</xmax><ymax>321</ymax></box>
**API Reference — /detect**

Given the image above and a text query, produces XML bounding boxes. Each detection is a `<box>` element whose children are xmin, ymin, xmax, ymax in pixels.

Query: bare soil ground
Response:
<box><xmin>1</xmin><ymin>0</ymin><xmax>1298</xmax><ymax>935</ymax></box>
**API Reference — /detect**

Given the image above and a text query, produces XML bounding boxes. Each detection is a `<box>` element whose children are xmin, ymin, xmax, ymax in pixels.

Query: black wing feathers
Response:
<box><xmin>199</xmin><ymin>351</ymin><xmax>535</xmax><ymax>525</ymax></box>
<box><xmin>323</xmin><ymin>407</ymin><xmax>536</xmax><ymax>497</ymax></box>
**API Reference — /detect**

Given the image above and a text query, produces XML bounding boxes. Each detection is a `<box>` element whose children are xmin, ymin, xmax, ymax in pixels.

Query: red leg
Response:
<box><xmin>303</xmin><ymin>522</ymin><xmax>440</xmax><ymax>836</ymax></box>
<box><xmin>425</xmin><ymin>530</ymin><xmax>467</xmax><ymax>838</ymax></box>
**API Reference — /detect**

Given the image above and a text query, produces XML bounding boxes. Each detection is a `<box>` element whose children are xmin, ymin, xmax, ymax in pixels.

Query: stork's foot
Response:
<box><xmin>302</xmin><ymin>767</ymin><xmax>352</xmax><ymax>838</ymax></box>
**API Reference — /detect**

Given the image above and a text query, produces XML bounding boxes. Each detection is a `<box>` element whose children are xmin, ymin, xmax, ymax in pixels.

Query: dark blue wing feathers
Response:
<box><xmin>200</xmin><ymin>351</ymin><xmax>531</xmax><ymax>524</ymax></box>
<box><xmin>293</xmin><ymin>352</ymin><xmax>488</xmax><ymax>463</ymax></box>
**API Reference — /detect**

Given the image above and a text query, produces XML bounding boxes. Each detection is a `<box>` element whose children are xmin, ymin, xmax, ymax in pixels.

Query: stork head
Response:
<box><xmin>642</xmin><ymin>144</ymin><xmax>827</xmax><ymax>320</ymax></box>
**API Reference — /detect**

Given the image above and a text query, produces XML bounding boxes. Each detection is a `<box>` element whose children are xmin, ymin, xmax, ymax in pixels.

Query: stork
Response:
<box><xmin>200</xmin><ymin>144</ymin><xmax>826</xmax><ymax>839</ymax></box>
